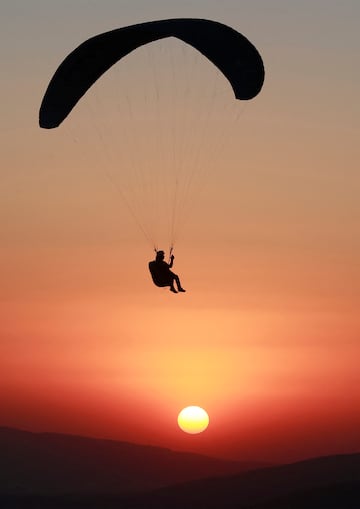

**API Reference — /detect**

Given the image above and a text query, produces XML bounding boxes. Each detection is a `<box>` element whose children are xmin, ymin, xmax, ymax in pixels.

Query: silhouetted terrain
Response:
<box><xmin>249</xmin><ymin>482</ymin><xmax>360</xmax><ymax>508</ymax></box>
<box><xmin>0</xmin><ymin>427</ymin><xmax>264</xmax><ymax>495</ymax></box>
<box><xmin>1</xmin><ymin>427</ymin><xmax>359</xmax><ymax>508</ymax></box>
<box><xmin>131</xmin><ymin>452</ymin><xmax>360</xmax><ymax>508</ymax></box>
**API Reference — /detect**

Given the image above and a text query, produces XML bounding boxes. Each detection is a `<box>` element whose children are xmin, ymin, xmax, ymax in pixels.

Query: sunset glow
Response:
<box><xmin>1</xmin><ymin>1</ymin><xmax>359</xmax><ymax>467</ymax></box>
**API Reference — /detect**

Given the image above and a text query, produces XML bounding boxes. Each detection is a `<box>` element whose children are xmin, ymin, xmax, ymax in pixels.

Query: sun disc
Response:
<box><xmin>177</xmin><ymin>406</ymin><xmax>209</xmax><ymax>434</ymax></box>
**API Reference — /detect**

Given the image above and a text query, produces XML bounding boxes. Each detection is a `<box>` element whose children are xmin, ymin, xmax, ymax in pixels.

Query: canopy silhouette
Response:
<box><xmin>39</xmin><ymin>18</ymin><xmax>265</xmax><ymax>129</ymax></box>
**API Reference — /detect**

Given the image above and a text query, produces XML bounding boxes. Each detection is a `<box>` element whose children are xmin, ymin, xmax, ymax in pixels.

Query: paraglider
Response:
<box><xmin>39</xmin><ymin>18</ymin><xmax>264</xmax><ymax>292</ymax></box>
<box><xmin>149</xmin><ymin>250</ymin><xmax>186</xmax><ymax>293</ymax></box>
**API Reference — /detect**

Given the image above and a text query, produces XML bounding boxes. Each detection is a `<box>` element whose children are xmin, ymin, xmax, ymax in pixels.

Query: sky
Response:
<box><xmin>1</xmin><ymin>0</ymin><xmax>359</xmax><ymax>463</ymax></box>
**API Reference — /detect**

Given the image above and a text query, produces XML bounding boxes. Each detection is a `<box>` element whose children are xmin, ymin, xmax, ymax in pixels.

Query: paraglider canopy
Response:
<box><xmin>38</xmin><ymin>18</ymin><xmax>265</xmax><ymax>253</ymax></box>
<box><xmin>39</xmin><ymin>18</ymin><xmax>264</xmax><ymax>129</ymax></box>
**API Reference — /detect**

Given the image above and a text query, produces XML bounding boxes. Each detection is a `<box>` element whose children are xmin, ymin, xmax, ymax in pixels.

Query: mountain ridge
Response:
<box><xmin>1</xmin><ymin>426</ymin><xmax>359</xmax><ymax>508</ymax></box>
<box><xmin>0</xmin><ymin>426</ymin><xmax>266</xmax><ymax>495</ymax></box>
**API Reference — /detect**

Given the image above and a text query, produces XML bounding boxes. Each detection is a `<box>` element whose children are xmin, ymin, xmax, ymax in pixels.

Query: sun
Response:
<box><xmin>177</xmin><ymin>406</ymin><xmax>209</xmax><ymax>434</ymax></box>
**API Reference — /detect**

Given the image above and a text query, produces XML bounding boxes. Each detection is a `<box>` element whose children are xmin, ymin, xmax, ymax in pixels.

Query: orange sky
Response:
<box><xmin>1</xmin><ymin>1</ymin><xmax>359</xmax><ymax>463</ymax></box>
